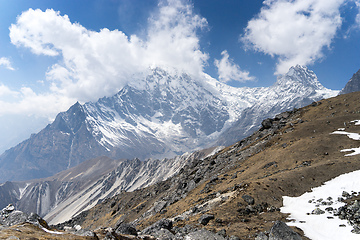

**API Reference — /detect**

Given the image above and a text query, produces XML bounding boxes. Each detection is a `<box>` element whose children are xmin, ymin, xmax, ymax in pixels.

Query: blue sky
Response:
<box><xmin>0</xmin><ymin>0</ymin><xmax>360</xmax><ymax>153</ymax></box>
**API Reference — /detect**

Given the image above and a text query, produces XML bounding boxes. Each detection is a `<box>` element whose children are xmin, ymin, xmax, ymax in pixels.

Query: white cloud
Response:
<box><xmin>9</xmin><ymin>0</ymin><xmax>208</xmax><ymax>105</ymax></box>
<box><xmin>0</xmin><ymin>57</ymin><xmax>15</xmax><ymax>70</ymax></box>
<box><xmin>0</xmin><ymin>86</ymin><xmax>75</xmax><ymax>118</ymax></box>
<box><xmin>242</xmin><ymin>0</ymin><xmax>345</xmax><ymax>74</ymax></box>
<box><xmin>214</xmin><ymin>50</ymin><xmax>254</xmax><ymax>83</ymax></box>
<box><xmin>0</xmin><ymin>84</ymin><xmax>18</xmax><ymax>98</ymax></box>
<box><xmin>354</xmin><ymin>0</ymin><xmax>360</xmax><ymax>28</ymax></box>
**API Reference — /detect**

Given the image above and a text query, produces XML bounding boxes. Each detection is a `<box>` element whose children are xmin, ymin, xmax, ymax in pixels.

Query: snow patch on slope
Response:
<box><xmin>331</xmin><ymin>121</ymin><xmax>360</xmax><ymax>156</ymax></box>
<box><xmin>282</xmin><ymin>170</ymin><xmax>360</xmax><ymax>240</ymax></box>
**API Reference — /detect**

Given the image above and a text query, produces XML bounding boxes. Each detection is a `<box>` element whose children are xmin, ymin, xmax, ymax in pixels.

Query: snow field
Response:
<box><xmin>282</xmin><ymin>120</ymin><xmax>360</xmax><ymax>239</ymax></box>
<box><xmin>282</xmin><ymin>170</ymin><xmax>360</xmax><ymax>240</ymax></box>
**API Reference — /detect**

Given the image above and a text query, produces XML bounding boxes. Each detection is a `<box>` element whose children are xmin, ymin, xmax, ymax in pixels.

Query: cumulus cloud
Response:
<box><xmin>0</xmin><ymin>84</ymin><xmax>18</xmax><ymax>98</ymax></box>
<box><xmin>242</xmin><ymin>0</ymin><xmax>345</xmax><ymax>74</ymax></box>
<box><xmin>0</xmin><ymin>57</ymin><xmax>15</xmax><ymax>70</ymax></box>
<box><xmin>9</xmin><ymin>0</ymin><xmax>208</xmax><ymax>104</ymax></box>
<box><xmin>214</xmin><ymin>50</ymin><xmax>254</xmax><ymax>83</ymax></box>
<box><xmin>0</xmin><ymin>86</ymin><xmax>75</xmax><ymax>118</ymax></box>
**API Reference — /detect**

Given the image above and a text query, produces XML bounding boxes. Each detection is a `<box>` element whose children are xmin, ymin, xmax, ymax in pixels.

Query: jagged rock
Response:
<box><xmin>141</xmin><ymin>218</ymin><xmax>173</xmax><ymax>235</ymax></box>
<box><xmin>2</xmin><ymin>204</ymin><xmax>15</xmax><ymax>214</ymax></box>
<box><xmin>311</xmin><ymin>208</ymin><xmax>325</xmax><ymax>215</ymax></box>
<box><xmin>173</xmin><ymin>224</ymin><xmax>197</xmax><ymax>239</ymax></box>
<box><xmin>149</xmin><ymin>228</ymin><xmax>175</xmax><ymax>240</ymax></box>
<box><xmin>333</xmin><ymin>199</ymin><xmax>360</xmax><ymax>232</ymax></box>
<box><xmin>340</xmin><ymin>69</ymin><xmax>360</xmax><ymax>95</ymax></box>
<box><xmin>209</xmin><ymin>175</ymin><xmax>219</xmax><ymax>183</ymax></box>
<box><xmin>115</xmin><ymin>223</ymin><xmax>138</xmax><ymax>236</ymax></box>
<box><xmin>185</xmin><ymin>229</ymin><xmax>226</xmax><ymax>240</ymax></box>
<box><xmin>153</xmin><ymin>201</ymin><xmax>167</xmax><ymax>213</ymax></box>
<box><xmin>261</xmin><ymin>118</ymin><xmax>273</xmax><ymax>130</ymax></box>
<box><xmin>242</xmin><ymin>194</ymin><xmax>255</xmax><ymax>205</ymax></box>
<box><xmin>275</xmin><ymin>112</ymin><xmax>290</xmax><ymax>120</ymax></box>
<box><xmin>255</xmin><ymin>232</ymin><xmax>268</xmax><ymax>240</ymax></box>
<box><xmin>342</xmin><ymin>191</ymin><xmax>351</xmax><ymax>199</ymax></box>
<box><xmin>268</xmin><ymin>221</ymin><xmax>302</xmax><ymax>240</ymax></box>
<box><xmin>0</xmin><ymin>205</ymin><xmax>48</xmax><ymax>229</ymax></box>
<box><xmin>216</xmin><ymin>229</ymin><xmax>226</xmax><ymax>237</ymax></box>
<box><xmin>198</xmin><ymin>214</ymin><xmax>214</xmax><ymax>225</ymax></box>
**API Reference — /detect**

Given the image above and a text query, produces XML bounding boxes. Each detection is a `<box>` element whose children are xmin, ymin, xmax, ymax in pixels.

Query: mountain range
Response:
<box><xmin>0</xmin><ymin>65</ymin><xmax>338</xmax><ymax>183</ymax></box>
<box><xmin>53</xmin><ymin>90</ymin><xmax>360</xmax><ymax>239</ymax></box>
<box><xmin>2</xmin><ymin>88</ymin><xmax>360</xmax><ymax>239</ymax></box>
<box><xmin>0</xmin><ymin>66</ymin><xmax>359</xmax><ymax>239</ymax></box>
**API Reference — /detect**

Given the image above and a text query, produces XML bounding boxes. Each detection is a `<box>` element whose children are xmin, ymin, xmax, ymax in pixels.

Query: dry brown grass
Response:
<box><xmin>0</xmin><ymin>223</ymin><xmax>95</xmax><ymax>240</ymax></box>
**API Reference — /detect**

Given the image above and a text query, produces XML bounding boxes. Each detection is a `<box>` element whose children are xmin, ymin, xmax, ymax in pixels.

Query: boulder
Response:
<box><xmin>141</xmin><ymin>218</ymin><xmax>173</xmax><ymax>235</ymax></box>
<box><xmin>149</xmin><ymin>228</ymin><xmax>175</xmax><ymax>240</ymax></box>
<box><xmin>269</xmin><ymin>221</ymin><xmax>302</xmax><ymax>240</ymax></box>
<box><xmin>185</xmin><ymin>229</ymin><xmax>226</xmax><ymax>240</ymax></box>
<box><xmin>0</xmin><ymin>205</ymin><xmax>48</xmax><ymax>229</ymax></box>
<box><xmin>198</xmin><ymin>214</ymin><xmax>214</xmax><ymax>225</ymax></box>
<box><xmin>115</xmin><ymin>223</ymin><xmax>138</xmax><ymax>236</ymax></box>
<box><xmin>242</xmin><ymin>194</ymin><xmax>255</xmax><ymax>205</ymax></box>
<box><xmin>255</xmin><ymin>232</ymin><xmax>268</xmax><ymax>240</ymax></box>
<box><xmin>261</xmin><ymin>118</ymin><xmax>273</xmax><ymax>130</ymax></box>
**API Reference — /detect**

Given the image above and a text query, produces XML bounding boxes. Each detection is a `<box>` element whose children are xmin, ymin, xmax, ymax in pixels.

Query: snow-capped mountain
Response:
<box><xmin>216</xmin><ymin>65</ymin><xmax>339</xmax><ymax>146</ymax></box>
<box><xmin>0</xmin><ymin>65</ymin><xmax>338</xmax><ymax>182</ymax></box>
<box><xmin>339</xmin><ymin>68</ymin><xmax>360</xmax><ymax>95</ymax></box>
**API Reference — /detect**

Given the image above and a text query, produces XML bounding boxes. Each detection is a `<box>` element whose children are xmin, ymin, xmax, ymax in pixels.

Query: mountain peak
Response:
<box><xmin>275</xmin><ymin>65</ymin><xmax>323</xmax><ymax>90</ymax></box>
<box><xmin>339</xmin><ymin>68</ymin><xmax>360</xmax><ymax>95</ymax></box>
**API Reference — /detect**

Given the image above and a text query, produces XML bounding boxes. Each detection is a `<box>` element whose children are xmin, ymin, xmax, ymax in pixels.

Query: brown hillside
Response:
<box><xmin>59</xmin><ymin>91</ymin><xmax>360</xmax><ymax>239</ymax></box>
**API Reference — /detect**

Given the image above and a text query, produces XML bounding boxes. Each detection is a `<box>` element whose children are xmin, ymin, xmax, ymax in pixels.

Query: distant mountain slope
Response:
<box><xmin>339</xmin><ymin>68</ymin><xmax>360</xmax><ymax>95</ymax></box>
<box><xmin>0</xmin><ymin>147</ymin><xmax>218</xmax><ymax>225</ymax></box>
<box><xmin>0</xmin><ymin>66</ymin><xmax>338</xmax><ymax>182</ymax></box>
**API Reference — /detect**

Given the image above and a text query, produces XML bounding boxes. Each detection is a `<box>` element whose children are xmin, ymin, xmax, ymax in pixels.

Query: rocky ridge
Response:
<box><xmin>339</xmin><ymin>69</ymin><xmax>360</xmax><ymax>95</ymax></box>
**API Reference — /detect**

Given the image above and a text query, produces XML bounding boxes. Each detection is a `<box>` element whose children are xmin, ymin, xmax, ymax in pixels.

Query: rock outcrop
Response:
<box><xmin>340</xmin><ymin>69</ymin><xmax>360</xmax><ymax>95</ymax></box>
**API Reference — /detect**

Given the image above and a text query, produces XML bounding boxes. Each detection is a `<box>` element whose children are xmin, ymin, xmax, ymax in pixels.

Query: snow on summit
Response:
<box><xmin>0</xmin><ymin>65</ymin><xmax>339</xmax><ymax>183</ymax></box>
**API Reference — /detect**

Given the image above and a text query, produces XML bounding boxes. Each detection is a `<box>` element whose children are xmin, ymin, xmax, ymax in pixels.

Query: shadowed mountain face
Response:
<box><xmin>0</xmin><ymin>66</ymin><xmax>337</xmax><ymax>183</ymax></box>
<box><xmin>340</xmin><ymin>69</ymin><xmax>360</xmax><ymax>95</ymax></box>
